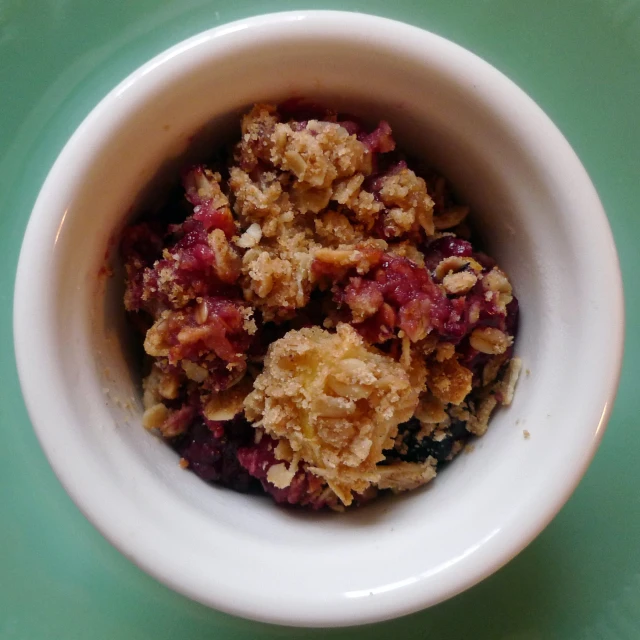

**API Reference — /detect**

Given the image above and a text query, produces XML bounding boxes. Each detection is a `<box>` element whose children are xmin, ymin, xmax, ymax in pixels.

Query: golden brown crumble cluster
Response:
<box><xmin>122</xmin><ymin>102</ymin><xmax>521</xmax><ymax>509</ymax></box>
<box><xmin>244</xmin><ymin>323</ymin><xmax>423</xmax><ymax>505</ymax></box>
<box><xmin>229</xmin><ymin>104</ymin><xmax>436</xmax><ymax>322</ymax></box>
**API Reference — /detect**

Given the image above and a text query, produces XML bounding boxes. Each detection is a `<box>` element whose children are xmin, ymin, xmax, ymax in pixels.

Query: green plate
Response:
<box><xmin>1</xmin><ymin>1</ymin><xmax>638</xmax><ymax>638</ymax></box>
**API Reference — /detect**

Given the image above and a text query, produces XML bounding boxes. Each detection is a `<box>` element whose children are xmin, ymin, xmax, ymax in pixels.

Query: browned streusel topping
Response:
<box><xmin>377</xmin><ymin>169</ymin><xmax>435</xmax><ymax>237</ymax></box>
<box><xmin>228</xmin><ymin>104</ymin><xmax>436</xmax><ymax>321</ymax></box>
<box><xmin>239</xmin><ymin>226</ymin><xmax>318</xmax><ymax>321</ymax></box>
<box><xmin>425</xmin><ymin>358</ymin><xmax>474</xmax><ymax>406</ymax></box>
<box><xmin>203</xmin><ymin>377</ymin><xmax>253</xmax><ymax>422</ymax></box>
<box><xmin>122</xmin><ymin>101</ymin><xmax>521</xmax><ymax>509</ymax></box>
<box><xmin>244</xmin><ymin>323</ymin><xmax>423</xmax><ymax>505</ymax></box>
<box><xmin>376</xmin><ymin>459</ymin><xmax>437</xmax><ymax>492</ymax></box>
<box><xmin>270</xmin><ymin>119</ymin><xmax>371</xmax><ymax>188</ymax></box>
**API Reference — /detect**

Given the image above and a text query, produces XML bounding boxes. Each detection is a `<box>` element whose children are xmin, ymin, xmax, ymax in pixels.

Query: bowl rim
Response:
<box><xmin>13</xmin><ymin>10</ymin><xmax>625</xmax><ymax>627</ymax></box>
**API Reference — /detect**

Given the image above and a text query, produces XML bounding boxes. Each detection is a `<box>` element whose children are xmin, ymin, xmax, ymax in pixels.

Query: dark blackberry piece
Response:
<box><xmin>172</xmin><ymin>416</ymin><xmax>258</xmax><ymax>493</ymax></box>
<box><xmin>386</xmin><ymin>418</ymin><xmax>469</xmax><ymax>464</ymax></box>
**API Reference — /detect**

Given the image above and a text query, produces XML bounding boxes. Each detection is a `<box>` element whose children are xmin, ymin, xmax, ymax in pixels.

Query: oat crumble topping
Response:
<box><xmin>121</xmin><ymin>101</ymin><xmax>521</xmax><ymax>510</ymax></box>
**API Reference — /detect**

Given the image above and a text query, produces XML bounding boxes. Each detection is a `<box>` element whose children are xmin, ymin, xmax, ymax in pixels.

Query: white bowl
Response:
<box><xmin>13</xmin><ymin>11</ymin><xmax>624</xmax><ymax>627</ymax></box>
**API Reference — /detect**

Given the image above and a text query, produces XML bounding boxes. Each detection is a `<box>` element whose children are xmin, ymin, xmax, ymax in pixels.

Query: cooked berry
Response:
<box><xmin>386</xmin><ymin>418</ymin><xmax>469</xmax><ymax>464</ymax></box>
<box><xmin>173</xmin><ymin>417</ymin><xmax>256</xmax><ymax>492</ymax></box>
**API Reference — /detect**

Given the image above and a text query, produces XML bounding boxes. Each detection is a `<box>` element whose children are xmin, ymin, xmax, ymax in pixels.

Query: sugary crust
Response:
<box><xmin>228</xmin><ymin>105</ymin><xmax>436</xmax><ymax>321</ymax></box>
<box><xmin>244</xmin><ymin>323</ymin><xmax>422</xmax><ymax>505</ymax></box>
<box><xmin>122</xmin><ymin>102</ymin><xmax>522</xmax><ymax>509</ymax></box>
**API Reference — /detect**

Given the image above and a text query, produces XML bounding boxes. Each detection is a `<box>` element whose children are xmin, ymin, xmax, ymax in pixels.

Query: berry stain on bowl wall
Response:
<box><xmin>121</xmin><ymin>101</ymin><xmax>521</xmax><ymax>510</ymax></box>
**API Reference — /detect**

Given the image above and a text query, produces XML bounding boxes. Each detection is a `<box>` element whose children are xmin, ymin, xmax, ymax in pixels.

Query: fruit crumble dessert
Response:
<box><xmin>121</xmin><ymin>102</ymin><xmax>521</xmax><ymax>510</ymax></box>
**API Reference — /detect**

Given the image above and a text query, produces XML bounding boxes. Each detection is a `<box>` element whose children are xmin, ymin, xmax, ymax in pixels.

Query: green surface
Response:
<box><xmin>1</xmin><ymin>0</ymin><xmax>638</xmax><ymax>637</ymax></box>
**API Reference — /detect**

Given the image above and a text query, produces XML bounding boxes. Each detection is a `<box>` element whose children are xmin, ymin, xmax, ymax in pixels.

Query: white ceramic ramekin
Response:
<box><xmin>13</xmin><ymin>11</ymin><xmax>624</xmax><ymax>627</ymax></box>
